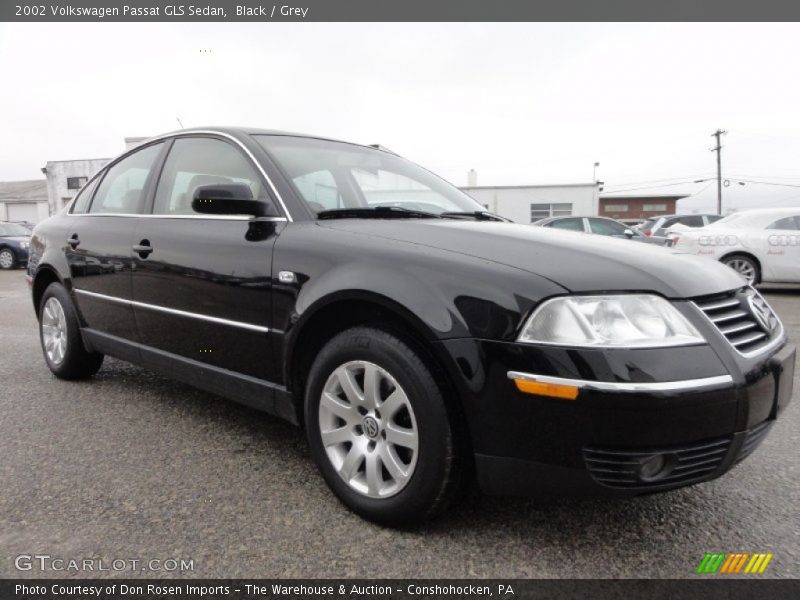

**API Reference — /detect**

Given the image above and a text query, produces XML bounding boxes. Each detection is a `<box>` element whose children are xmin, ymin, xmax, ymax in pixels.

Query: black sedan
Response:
<box><xmin>534</xmin><ymin>215</ymin><xmax>673</xmax><ymax>245</ymax></box>
<box><xmin>0</xmin><ymin>221</ymin><xmax>32</xmax><ymax>269</ymax></box>
<box><xmin>26</xmin><ymin>128</ymin><xmax>795</xmax><ymax>525</ymax></box>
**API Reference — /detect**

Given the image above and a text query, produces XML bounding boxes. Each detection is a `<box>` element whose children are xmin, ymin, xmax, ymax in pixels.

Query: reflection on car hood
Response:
<box><xmin>321</xmin><ymin>219</ymin><xmax>745</xmax><ymax>298</ymax></box>
<box><xmin>0</xmin><ymin>236</ymin><xmax>30</xmax><ymax>243</ymax></box>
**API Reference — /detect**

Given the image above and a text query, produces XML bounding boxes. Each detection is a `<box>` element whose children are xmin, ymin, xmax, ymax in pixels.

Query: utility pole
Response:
<box><xmin>711</xmin><ymin>129</ymin><xmax>727</xmax><ymax>214</ymax></box>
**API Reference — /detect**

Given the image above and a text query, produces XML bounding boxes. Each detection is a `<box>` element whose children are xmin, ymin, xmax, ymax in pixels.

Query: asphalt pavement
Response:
<box><xmin>1</xmin><ymin>269</ymin><xmax>798</xmax><ymax>579</ymax></box>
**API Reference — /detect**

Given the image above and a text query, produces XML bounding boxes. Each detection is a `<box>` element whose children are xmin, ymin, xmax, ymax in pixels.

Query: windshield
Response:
<box><xmin>256</xmin><ymin>135</ymin><xmax>486</xmax><ymax>216</ymax></box>
<box><xmin>0</xmin><ymin>223</ymin><xmax>31</xmax><ymax>237</ymax></box>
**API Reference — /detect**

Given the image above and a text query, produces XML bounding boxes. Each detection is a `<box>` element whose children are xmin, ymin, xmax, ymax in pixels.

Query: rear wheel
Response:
<box><xmin>722</xmin><ymin>254</ymin><xmax>760</xmax><ymax>285</ymax></box>
<box><xmin>39</xmin><ymin>282</ymin><xmax>104</xmax><ymax>379</ymax></box>
<box><xmin>304</xmin><ymin>326</ymin><xmax>465</xmax><ymax>525</ymax></box>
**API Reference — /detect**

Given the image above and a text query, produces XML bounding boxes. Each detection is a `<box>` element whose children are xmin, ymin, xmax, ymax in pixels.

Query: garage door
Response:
<box><xmin>7</xmin><ymin>203</ymin><xmax>39</xmax><ymax>223</ymax></box>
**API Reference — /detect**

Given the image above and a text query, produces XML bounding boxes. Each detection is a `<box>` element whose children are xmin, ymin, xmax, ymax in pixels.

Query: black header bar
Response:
<box><xmin>4</xmin><ymin>0</ymin><xmax>800</xmax><ymax>22</ymax></box>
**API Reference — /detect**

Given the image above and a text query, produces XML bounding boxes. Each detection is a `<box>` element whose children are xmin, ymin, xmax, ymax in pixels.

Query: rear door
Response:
<box><xmin>765</xmin><ymin>215</ymin><xmax>800</xmax><ymax>282</ymax></box>
<box><xmin>66</xmin><ymin>142</ymin><xmax>165</xmax><ymax>342</ymax></box>
<box><xmin>130</xmin><ymin>135</ymin><xmax>286</xmax><ymax>381</ymax></box>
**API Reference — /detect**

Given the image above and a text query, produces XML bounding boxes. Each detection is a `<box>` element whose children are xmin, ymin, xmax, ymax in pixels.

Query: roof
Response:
<box><xmin>462</xmin><ymin>183</ymin><xmax>597</xmax><ymax>190</ymax></box>
<box><xmin>600</xmin><ymin>194</ymin><xmax>689</xmax><ymax>200</ymax></box>
<box><xmin>0</xmin><ymin>180</ymin><xmax>48</xmax><ymax>203</ymax></box>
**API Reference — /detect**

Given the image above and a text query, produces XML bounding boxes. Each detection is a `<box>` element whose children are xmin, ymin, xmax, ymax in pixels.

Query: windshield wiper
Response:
<box><xmin>439</xmin><ymin>211</ymin><xmax>510</xmax><ymax>222</ymax></box>
<box><xmin>317</xmin><ymin>206</ymin><xmax>442</xmax><ymax>220</ymax></box>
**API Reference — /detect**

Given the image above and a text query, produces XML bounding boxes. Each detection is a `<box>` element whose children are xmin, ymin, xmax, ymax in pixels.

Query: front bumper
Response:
<box><xmin>438</xmin><ymin>337</ymin><xmax>795</xmax><ymax>498</ymax></box>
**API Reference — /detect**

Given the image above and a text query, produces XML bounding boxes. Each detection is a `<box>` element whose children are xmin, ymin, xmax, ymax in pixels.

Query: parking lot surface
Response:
<box><xmin>1</xmin><ymin>269</ymin><xmax>798</xmax><ymax>579</ymax></box>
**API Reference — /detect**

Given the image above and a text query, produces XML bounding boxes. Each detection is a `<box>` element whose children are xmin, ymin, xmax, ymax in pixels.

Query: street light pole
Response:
<box><xmin>711</xmin><ymin>129</ymin><xmax>726</xmax><ymax>214</ymax></box>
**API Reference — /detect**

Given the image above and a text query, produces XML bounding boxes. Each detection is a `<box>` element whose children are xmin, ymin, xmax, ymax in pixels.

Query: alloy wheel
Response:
<box><xmin>42</xmin><ymin>297</ymin><xmax>68</xmax><ymax>365</ymax></box>
<box><xmin>0</xmin><ymin>250</ymin><xmax>13</xmax><ymax>269</ymax></box>
<box><xmin>725</xmin><ymin>258</ymin><xmax>756</xmax><ymax>284</ymax></box>
<box><xmin>318</xmin><ymin>360</ymin><xmax>419</xmax><ymax>498</ymax></box>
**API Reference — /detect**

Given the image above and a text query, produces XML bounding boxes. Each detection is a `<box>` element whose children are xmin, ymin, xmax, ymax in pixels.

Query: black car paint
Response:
<box><xmin>27</xmin><ymin>127</ymin><xmax>795</xmax><ymax>498</ymax></box>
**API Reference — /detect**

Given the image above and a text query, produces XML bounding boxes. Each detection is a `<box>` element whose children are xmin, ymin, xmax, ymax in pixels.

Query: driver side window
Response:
<box><xmin>153</xmin><ymin>137</ymin><xmax>274</xmax><ymax>216</ymax></box>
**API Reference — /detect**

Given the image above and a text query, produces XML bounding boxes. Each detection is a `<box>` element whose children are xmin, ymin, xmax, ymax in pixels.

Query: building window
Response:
<box><xmin>604</xmin><ymin>204</ymin><xmax>628</xmax><ymax>212</ymax></box>
<box><xmin>67</xmin><ymin>176</ymin><xmax>88</xmax><ymax>190</ymax></box>
<box><xmin>530</xmin><ymin>202</ymin><xmax>572</xmax><ymax>222</ymax></box>
<box><xmin>642</xmin><ymin>203</ymin><xmax>668</xmax><ymax>212</ymax></box>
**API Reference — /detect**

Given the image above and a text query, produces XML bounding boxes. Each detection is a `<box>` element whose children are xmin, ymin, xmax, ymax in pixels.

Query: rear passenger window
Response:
<box><xmin>549</xmin><ymin>218</ymin><xmax>584</xmax><ymax>231</ymax></box>
<box><xmin>70</xmin><ymin>177</ymin><xmax>99</xmax><ymax>214</ymax></box>
<box><xmin>678</xmin><ymin>215</ymin><xmax>704</xmax><ymax>227</ymax></box>
<box><xmin>89</xmin><ymin>143</ymin><xmax>164</xmax><ymax>214</ymax></box>
<box><xmin>767</xmin><ymin>216</ymin><xmax>800</xmax><ymax>230</ymax></box>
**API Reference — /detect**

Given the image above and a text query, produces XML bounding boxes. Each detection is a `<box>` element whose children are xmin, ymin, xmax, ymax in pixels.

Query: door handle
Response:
<box><xmin>132</xmin><ymin>240</ymin><xmax>153</xmax><ymax>258</ymax></box>
<box><xmin>67</xmin><ymin>235</ymin><xmax>80</xmax><ymax>249</ymax></box>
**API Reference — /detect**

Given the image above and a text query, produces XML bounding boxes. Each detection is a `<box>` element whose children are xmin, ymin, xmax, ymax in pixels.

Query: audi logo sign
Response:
<box><xmin>767</xmin><ymin>234</ymin><xmax>800</xmax><ymax>246</ymax></box>
<box><xmin>699</xmin><ymin>235</ymin><xmax>740</xmax><ymax>247</ymax></box>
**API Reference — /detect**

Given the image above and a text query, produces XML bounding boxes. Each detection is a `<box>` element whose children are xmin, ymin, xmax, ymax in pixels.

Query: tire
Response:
<box><xmin>0</xmin><ymin>248</ymin><xmax>15</xmax><ymax>270</ymax></box>
<box><xmin>38</xmin><ymin>282</ymin><xmax>104</xmax><ymax>379</ymax></box>
<box><xmin>304</xmin><ymin>326</ymin><xmax>465</xmax><ymax>526</ymax></box>
<box><xmin>722</xmin><ymin>253</ymin><xmax>761</xmax><ymax>285</ymax></box>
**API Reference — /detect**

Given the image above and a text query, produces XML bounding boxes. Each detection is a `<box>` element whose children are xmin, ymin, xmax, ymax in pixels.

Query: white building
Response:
<box><xmin>461</xmin><ymin>183</ymin><xmax>599</xmax><ymax>224</ymax></box>
<box><xmin>41</xmin><ymin>158</ymin><xmax>111</xmax><ymax>216</ymax></box>
<box><xmin>40</xmin><ymin>137</ymin><xmax>147</xmax><ymax>216</ymax></box>
<box><xmin>0</xmin><ymin>180</ymin><xmax>50</xmax><ymax>224</ymax></box>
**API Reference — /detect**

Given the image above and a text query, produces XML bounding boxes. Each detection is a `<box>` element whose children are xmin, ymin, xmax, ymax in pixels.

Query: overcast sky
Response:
<box><xmin>2</xmin><ymin>22</ymin><xmax>800</xmax><ymax>212</ymax></box>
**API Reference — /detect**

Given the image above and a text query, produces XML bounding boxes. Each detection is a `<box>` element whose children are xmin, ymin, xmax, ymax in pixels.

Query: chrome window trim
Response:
<box><xmin>69</xmin><ymin>213</ymin><xmax>288</xmax><ymax>222</ymax></box>
<box><xmin>75</xmin><ymin>130</ymin><xmax>293</xmax><ymax>221</ymax></box>
<box><xmin>74</xmin><ymin>289</ymin><xmax>281</xmax><ymax>334</ymax></box>
<box><xmin>507</xmin><ymin>371</ymin><xmax>734</xmax><ymax>392</ymax></box>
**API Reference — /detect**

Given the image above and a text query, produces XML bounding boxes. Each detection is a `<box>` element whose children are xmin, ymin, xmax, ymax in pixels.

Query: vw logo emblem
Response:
<box><xmin>362</xmin><ymin>416</ymin><xmax>380</xmax><ymax>439</ymax></box>
<box><xmin>747</xmin><ymin>296</ymin><xmax>772</xmax><ymax>332</ymax></box>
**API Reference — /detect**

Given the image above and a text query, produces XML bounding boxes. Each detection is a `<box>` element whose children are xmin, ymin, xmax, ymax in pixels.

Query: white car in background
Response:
<box><xmin>670</xmin><ymin>208</ymin><xmax>800</xmax><ymax>284</ymax></box>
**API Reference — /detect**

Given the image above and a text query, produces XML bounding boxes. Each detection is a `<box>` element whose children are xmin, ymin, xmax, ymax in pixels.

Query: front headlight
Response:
<box><xmin>518</xmin><ymin>294</ymin><xmax>705</xmax><ymax>348</ymax></box>
<box><xmin>20</xmin><ymin>241</ymin><xmax>30</xmax><ymax>249</ymax></box>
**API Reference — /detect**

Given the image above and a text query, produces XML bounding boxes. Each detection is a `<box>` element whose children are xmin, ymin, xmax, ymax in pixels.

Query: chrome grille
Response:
<box><xmin>583</xmin><ymin>437</ymin><xmax>731</xmax><ymax>489</ymax></box>
<box><xmin>693</xmin><ymin>287</ymin><xmax>781</xmax><ymax>356</ymax></box>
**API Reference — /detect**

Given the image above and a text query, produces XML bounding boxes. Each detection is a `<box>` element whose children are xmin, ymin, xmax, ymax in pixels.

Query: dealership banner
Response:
<box><xmin>5</xmin><ymin>0</ymin><xmax>800</xmax><ymax>21</ymax></box>
<box><xmin>4</xmin><ymin>580</ymin><xmax>800</xmax><ymax>600</ymax></box>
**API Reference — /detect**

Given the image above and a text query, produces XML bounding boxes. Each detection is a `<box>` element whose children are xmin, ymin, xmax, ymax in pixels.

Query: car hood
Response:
<box><xmin>0</xmin><ymin>236</ymin><xmax>30</xmax><ymax>244</ymax></box>
<box><xmin>320</xmin><ymin>219</ymin><xmax>745</xmax><ymax>298</ymax></box>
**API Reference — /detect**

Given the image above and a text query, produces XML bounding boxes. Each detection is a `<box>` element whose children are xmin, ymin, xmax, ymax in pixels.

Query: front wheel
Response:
<box><xmin>304</xmin><ymin>327</ymin><xmax>466</xmax><ymax>525</ymax></box>
<box><xmin>722</xmin><ymin>254</ymin><xmax>760</xmax><ymax>285</ymax></box>
<box><xmin>0</xmin><ymin>248</ymin><xmax>16</xmax><ymax>270</ymax></box>
<box><xmin>39</xmin><ymin>282</ymin><xmax>104</xmax><ymax>379</ymax></box>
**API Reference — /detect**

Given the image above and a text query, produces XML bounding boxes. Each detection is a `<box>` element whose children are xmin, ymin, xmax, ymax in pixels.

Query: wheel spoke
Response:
<box><xmin>362</xmin><ymin>363</ymin><xmax>381</xmax><ymax>409</ymax></box>
<box><xmin>380</xmin><ymin>388</ymin><xmax>406</xmax><ymax>419</ymax></box>
<box><xmin>379</xmin><ymin>444</ymin><xmax>408</xmax><ymax>483</ymax></box>
<box><xmin>385</xmin><ymin>423</ymin><xmax>418</xmax><ymax>452</ymax></box>
<box><xmin>320</xmin><ymin>425</ymin><xmax>352</xmax><ymax>447</ymax></box>
<box><xmin>336</xmin><ymin>366</ymin><xmax>364</xmax><ymax>405</ymax></box>
<box><xmin>320</xmin><ymin>392</ymin><xmax>355</xmax><ymax>423</ymax></box>
<box><xmin>339</xmin><ymin>445</ymin><xmax>364</xmax><ymax>481</ymax></box>
<box><xmin>365</xmin><ymin>452</ymin><xmax>382</xmax><ymax>496</ymax></box>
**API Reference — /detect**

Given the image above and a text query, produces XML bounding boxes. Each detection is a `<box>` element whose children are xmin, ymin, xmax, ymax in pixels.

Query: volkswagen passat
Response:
<box><xmin>27</xmin><ymin>128</ymin><xmax>795</xmax><ymax>525</ymax></box>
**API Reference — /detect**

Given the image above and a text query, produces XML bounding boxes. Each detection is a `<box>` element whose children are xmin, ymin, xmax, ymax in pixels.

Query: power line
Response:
<box><xmin>602</xmin><ymin>179</ymin><xmax>711</xmax><ymax>195</ymax></box>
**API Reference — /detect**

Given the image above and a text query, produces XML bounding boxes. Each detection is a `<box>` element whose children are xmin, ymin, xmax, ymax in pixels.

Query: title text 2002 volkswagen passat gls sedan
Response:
<box><xmin>27</xmin><ymin>128</ymin><xmax>795</xmax><ymax>525</ymax></box>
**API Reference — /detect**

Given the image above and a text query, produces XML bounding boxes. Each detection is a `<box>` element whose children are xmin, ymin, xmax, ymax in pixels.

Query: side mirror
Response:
<box><xmin>191</xmin><ymin>184</ymin><xmax>268</xmax><ymax>217</ymax></box>
<box><xmin>624</xmin><ymin>228</ymin><xmax>634</xmax><ymax>238</ymax></box>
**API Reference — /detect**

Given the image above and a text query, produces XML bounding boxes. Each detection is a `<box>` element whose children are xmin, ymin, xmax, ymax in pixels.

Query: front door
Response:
<box><xmin>130</xmin><ymin>135</ymin><xmax>285</xmax><ymax>381</ymax></box>
<box><xmin>67</xmin><ymin>141</ymin><xmax>165</xmax><ymax>342</ymax></box>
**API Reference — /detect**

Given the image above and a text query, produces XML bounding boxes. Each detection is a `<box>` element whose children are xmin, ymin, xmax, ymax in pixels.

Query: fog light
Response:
<box><xmin>638</xmin><ymin>453</ymin><xmax>675</xmax><ymax>482</ymax></box>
